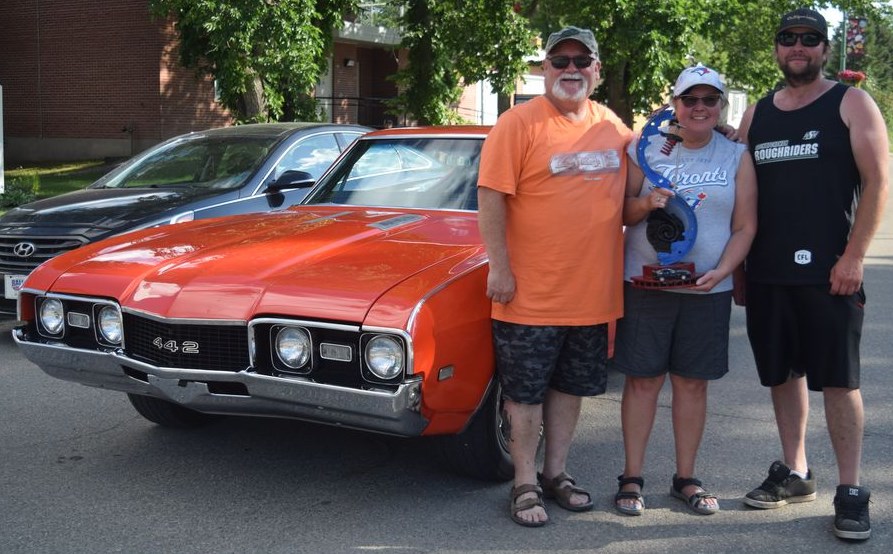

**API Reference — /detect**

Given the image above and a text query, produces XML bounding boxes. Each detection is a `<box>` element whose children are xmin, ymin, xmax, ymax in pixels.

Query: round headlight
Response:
<box><xmin>275</xmin><ymin>327</ymin><xmax>311</xmax><ymax>369</ymax></box>
<box><xmin>39</xmin><ymin>298</ymin><xmax>65</xmax><ymax>335</ymax></box>
<box><xmin>365</xmin><ymin>335</ymin><xmax>404</xmax><ymax>380</ymax></box>
<box><xmin>98</xmin><ymin>305</ymin><xmax>123</xmax><ymax>344</ymax></box>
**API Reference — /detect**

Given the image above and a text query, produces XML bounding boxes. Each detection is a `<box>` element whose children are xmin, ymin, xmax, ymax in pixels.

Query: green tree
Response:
<box><xmin>702</xmin><ymin>1</ymin><xmax>879</xmax><ymax>99</ymax></box>
<box><xmin>151</xmin><ymin>0</ymin><xmax>357</xmax><ymax>123</ymax></box>
<box><xmin>525</xmin><ymin>1</ymin><xmax>879</xmax><ymax>125</ymax></box>
<box><xmin>827</xmin><ymin>5</ymin><xmax>893</xmax><ymax>136</ymax></box>
<box><xmin>530</xmin><ymin>0</ymin><xmax>709</xmax><ymax>125</ymax></box>
<box><xmin>389</xmin><ymin>0</ymin><xmax>537</xmax><ymax>125</ymax></box>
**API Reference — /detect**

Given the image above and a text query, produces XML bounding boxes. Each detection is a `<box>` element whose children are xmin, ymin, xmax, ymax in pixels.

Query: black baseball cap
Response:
<box><xmin>777</xmin><ymin>8</ymin><xmax>828</xmax><ymax>37</ymax></box>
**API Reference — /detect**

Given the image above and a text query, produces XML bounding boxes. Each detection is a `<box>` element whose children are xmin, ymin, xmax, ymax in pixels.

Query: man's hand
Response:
<box><xmin>829</xmin><ymin>254</ymin><xmax>863</xmax><ymax>296</ymax></box>
<box><xmin>486</xmin><ymin>266</ymin><xmax>516</xmax><ymax>304</ymax></box>
<box><xmin>715</xmin><ymin>123</ymin><xmax>739</xmax><ymax>142</ymax></box>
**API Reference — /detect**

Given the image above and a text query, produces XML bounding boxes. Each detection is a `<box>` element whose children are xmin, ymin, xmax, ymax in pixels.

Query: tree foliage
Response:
<box><xmin>389</xmin><ymin>0</ymin><xmax>537</xmax><ymax>125</ymax></box>
<box><xmin>152</xmin><ymin>0</ymin><xmax>890</xmax><ymax>133</ymax></box>
<box><xmin>828</xmin><ymin>3</ymin><xmax>893</xmax><ymax>136</ymax></box>
<box><xmin>525</xmin><ymin>1</ymin><xmax>880</xmax><ymax>125</ymax></box>
<box><xmin>150</xmin><ymin>0</ymin><xmax>357</xmax><ymax>123</ymax></box>
<box><xmin>699</xmin><ymin>1</ymin><xmax>880</xmax><ymax>99</ymax></box>
<box><xmin>528</xmin><ymin>0</ymin><xmax>707</xmax><ymax>125</ymax></box>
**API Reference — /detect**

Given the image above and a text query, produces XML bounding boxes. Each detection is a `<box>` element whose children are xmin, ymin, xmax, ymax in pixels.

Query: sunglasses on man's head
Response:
<box><xmin>546</xmin><ymin>55</ymin><xmax>596</xmax><ymax>69</ymax></box>
<box><xmin>775</xmin><ymin>31</ymin><xmax>824</xmax><ymax>47</ymax></box>
<box><xmin>677</xmin><ymin>94</ymin><xmax>722</xmax><ymax>108</ymax></box>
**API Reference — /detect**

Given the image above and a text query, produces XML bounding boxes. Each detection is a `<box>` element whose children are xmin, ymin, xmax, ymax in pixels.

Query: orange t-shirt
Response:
<box><xmin>478</xmin><ymin>96</ymin><xmax>632</xmax><ymax>325</ymax></box>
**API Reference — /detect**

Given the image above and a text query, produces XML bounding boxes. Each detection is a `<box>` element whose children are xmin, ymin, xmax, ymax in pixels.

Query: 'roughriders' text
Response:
<box><xmin>753</xmin><ymin>141</ymin><xmax>820</xmax><ymax>164</ymax></box>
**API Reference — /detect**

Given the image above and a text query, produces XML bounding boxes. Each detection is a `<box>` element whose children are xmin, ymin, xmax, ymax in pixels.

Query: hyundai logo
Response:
<box><xmin>13</xmin><ymin>242</ymin><xmax>37</xmax><ymax>258</ymax></box>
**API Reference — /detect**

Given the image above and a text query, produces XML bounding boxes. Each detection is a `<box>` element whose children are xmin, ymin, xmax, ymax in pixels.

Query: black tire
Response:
<box><xmin>127</xmin><ymin>393</ymin><xmax>218</xmax><ymax>428</ymax></box>
<box><xmin>435</xmin><ymin>383</ymin><xmax>514</xmax><ymax>482</ymax></box>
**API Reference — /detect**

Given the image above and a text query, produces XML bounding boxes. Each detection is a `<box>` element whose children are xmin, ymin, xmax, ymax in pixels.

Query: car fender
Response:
<box><xmin>365</xmin><ymin>248</ymin><xmax>491</xmax><ymax>435</ymax></box>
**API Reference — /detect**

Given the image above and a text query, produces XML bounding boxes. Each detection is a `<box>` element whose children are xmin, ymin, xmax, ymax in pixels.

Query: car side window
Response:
<box><xmin>212</xmin><ymin>144</ymin><xmax>268</xmax><ymax>187</ymax></box>
<box><xmin>273</xmin><ymin>134</ymin><xmax>341</xmax><ymax>182</ymax></box>
<box><xmin>348</xmin><ymin>144</ymin><xmax>432</xmax><ymax>179</ymax></box>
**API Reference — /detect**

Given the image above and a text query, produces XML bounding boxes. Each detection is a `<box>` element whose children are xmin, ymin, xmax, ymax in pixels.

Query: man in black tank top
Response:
<box><xmin>735</xmin><ymin>8</ymin><xmax>888</xmax><ymax>541</ymax></box>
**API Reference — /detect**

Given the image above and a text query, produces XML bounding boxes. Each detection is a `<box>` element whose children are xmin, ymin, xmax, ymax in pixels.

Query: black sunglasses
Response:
<box><xmin>546</xmin><ymin>55</ymin><xmax>596</xmax><ymax>69</ymax></box>
<box><xmin>677</xmin><ymin>94</ymin><xmax>722</xmax><ymax>108</ymax></box>
<box><xmin>775</xmin><ymin>31</ymin><xmax>824</xmax><ymax>47</ymax></box>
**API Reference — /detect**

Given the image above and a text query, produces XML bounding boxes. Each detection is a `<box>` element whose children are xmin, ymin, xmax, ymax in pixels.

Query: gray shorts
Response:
<box><xmin>612</xmin><ymin>283</ymin><xmax>732</xmax><ymax>380</ymax></box>
<box><xmin>492</xmin><ymin>320</ymin><xmax>608</xmax><ymax>405</ymax></box>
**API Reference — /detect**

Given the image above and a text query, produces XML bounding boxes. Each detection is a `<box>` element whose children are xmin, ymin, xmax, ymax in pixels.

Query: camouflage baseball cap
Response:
<box><xmin>544</xmin><ymin>26</ymin><xmax>599</xmax><ymax>58</ymax></box>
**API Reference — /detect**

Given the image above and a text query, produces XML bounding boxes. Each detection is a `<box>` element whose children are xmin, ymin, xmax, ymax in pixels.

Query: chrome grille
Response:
<box><xmin>123</xmin><ymin>312</ymin><xmax>249</xmax><ymax>371</ymax></box>
<box><xmin>0</xmin><ymin>235</ymin><xmax>88</xmax><ymax>273</ymax></box>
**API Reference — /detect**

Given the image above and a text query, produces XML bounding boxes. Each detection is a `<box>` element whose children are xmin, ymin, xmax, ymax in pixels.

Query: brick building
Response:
<box><xmin>0</xmin><ymin>1</ymin><xmax>526</xmax><ymax>164</ymax></box>
<box><xmin>0</xmin><ymin>1</ymin><xmax>406</xmax><ymax>163</ymax></box>
<box><xmin>0</xmin><ymin>1</ymin><xmax>232</xmax><ymax>162</ymax></box>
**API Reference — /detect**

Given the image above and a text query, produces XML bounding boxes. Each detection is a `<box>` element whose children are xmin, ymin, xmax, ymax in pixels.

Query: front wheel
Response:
<box><xmin>435</xmin><ymin>383</ymin><xmax>514</xmax><ymax>482</ymax></box>
<box><xmin>127</xmin><ymin>394</ymin><xmax>219</xmax><ymax>428</ymax></box>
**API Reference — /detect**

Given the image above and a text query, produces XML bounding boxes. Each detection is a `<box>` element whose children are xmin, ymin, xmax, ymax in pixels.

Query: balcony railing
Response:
<box><xmin>316</xmin><ymin>96</ymin><xmax>408</xmax><ymax>129</ymax></box>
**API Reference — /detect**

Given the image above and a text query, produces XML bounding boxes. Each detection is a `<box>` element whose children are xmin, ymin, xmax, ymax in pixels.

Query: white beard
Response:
<box><xmin>551</xmin><ymin>75</ymin><xmax>590</xmax><ymax>102</ymax></box>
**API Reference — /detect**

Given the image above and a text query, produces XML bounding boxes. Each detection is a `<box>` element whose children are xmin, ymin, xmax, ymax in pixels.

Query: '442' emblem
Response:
<box><xmin>152</xmin><ymin>337</ymin><xmax>200</xmax><ymax>354</ymax></box>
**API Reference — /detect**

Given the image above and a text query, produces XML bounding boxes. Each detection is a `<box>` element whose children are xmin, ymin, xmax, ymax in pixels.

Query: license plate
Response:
<box><xmin>4</xmin><ymin>274</ymin><xmax>27</xmax><ymax>300</ymax></box>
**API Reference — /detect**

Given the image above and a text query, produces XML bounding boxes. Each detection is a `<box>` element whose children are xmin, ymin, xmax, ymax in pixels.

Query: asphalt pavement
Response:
<box><xmin>1</xmin><ymin>156</ymin><xmax>892</xmax><ymax>553</ymax></box>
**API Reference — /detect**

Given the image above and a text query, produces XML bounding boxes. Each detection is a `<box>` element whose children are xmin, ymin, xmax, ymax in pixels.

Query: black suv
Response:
<box><xmin>0</xmin><ymin>122</ymin><xmax>369</xmax><ymax>315</ymax></box>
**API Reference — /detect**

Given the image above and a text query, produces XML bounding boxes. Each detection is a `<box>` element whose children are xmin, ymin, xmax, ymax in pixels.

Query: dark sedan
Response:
<box><xmin>0</xmin><ymin>122</ymin><xmax>370</xmax><ymax>314</ymax></box>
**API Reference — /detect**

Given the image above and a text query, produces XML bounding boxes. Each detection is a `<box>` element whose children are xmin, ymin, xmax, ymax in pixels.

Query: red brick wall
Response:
<box><xmin>0</xmin><ymin>0</ymin><xmax>42</xmax><ymax>137</ymax></box>
<box><xmin>358</xmin><ymin>47</ymin><xmax>399</xmax><ymax>127</ymax></box>
<box><xmin>331</xmin><ymin>42</ymin><xmax>359</xmax><ymax>123</ymax></box>
<box><xmin>0</xmin><ymin>0</ymin><xmax>231</xmax><ymax>161</ymax></box>
<box><xmin>157</xmin><ymin>20</ymin><xmax>232</xmax><ymax>138</ymax></box>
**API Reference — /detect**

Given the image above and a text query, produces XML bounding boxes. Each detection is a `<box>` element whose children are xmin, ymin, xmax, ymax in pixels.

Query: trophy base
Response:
<box><xmin>631</xmin><ymin>262</ymin><xmax>699</xmax><ymax>289</ymax></box>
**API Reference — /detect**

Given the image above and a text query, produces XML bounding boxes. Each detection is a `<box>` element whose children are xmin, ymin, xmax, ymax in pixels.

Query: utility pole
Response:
<box><xmin>840</xmin><ymin>10</ymin><xmax>847</xmax><ymax>73</ymax></box>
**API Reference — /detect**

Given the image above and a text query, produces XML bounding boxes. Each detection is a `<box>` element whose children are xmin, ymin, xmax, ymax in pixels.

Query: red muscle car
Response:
<box><xmin>13</xmin><ymin>127</ymin><xmax>516</xmax><ymax>480</ymax></box>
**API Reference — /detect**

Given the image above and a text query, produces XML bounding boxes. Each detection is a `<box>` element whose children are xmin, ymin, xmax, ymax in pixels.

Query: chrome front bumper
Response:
<box><xmin>14</xmin><ymin>329</ymin><xmax>428</xmax><ymax>436</ymax></box>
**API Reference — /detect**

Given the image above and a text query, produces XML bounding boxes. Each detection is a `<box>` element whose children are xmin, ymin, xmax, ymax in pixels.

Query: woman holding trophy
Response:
<box><xmin>613</xmin><ymin>65</ymin><xmax>757</xmax><ymax>516</ymax></box>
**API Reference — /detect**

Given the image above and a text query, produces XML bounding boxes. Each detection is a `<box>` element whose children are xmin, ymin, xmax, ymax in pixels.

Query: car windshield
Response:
<box><xmin>91</xmin><ymin>135</ymin><xmax>277</xmax><ymax>190</ymax></box>
<box><xmin>304</xmin><ymin>137</ymin><xmax>482</xmax><ymax>210</ymax></box>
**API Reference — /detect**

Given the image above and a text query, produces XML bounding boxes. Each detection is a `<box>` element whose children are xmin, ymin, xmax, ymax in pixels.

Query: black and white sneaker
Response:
<box><xmin>743</xmin><ymin>460</ymin><xmax>816</xmax><ymax>509</ymax></box>
<box><xmin>833</xmin><ymin>484</ymin><xmax>871</xmax><ymax>540</ymax></box>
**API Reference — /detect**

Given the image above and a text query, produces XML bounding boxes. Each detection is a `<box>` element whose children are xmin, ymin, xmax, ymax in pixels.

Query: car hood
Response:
<box><xmin>0</xmin><ymin>187</ymin><xmax>227</xmax><ymax>237</ymax></box>
<box><xmin>35</xmin><ymin>206</ymin><xmax>484</xmax><ymax>324</ymax></box>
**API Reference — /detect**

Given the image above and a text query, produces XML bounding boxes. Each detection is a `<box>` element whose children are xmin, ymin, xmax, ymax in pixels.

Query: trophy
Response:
<box><xmin>630</xmin><ymin>106</ymin><xmax>700</xmax><ymax>289</ymax></box>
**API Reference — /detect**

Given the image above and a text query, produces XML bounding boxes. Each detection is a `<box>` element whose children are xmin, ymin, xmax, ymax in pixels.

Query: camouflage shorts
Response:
<box><xmin>492</xmin><ymin>320</ymin><xmax>608</xmax><ymax>404</ymax></box>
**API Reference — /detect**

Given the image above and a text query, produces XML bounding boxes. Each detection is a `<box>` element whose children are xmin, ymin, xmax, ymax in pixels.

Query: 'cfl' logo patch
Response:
<box><xmin>794</xmin><ymin>250</ymin><xmax>812</xmax><ymax>265</ymax></box>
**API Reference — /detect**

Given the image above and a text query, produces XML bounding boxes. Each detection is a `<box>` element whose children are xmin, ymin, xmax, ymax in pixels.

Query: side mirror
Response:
<box><xmin>267</xmin><ymin>170</ymin><xmax>315</xmax><ymax>193</ymax></box>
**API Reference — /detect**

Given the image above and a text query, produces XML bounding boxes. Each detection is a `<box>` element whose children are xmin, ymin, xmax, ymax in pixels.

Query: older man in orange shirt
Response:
<box><xmin>477</xmin><ymin>26</ymin><xmax>632</xmax><ymax>527</ymax></box>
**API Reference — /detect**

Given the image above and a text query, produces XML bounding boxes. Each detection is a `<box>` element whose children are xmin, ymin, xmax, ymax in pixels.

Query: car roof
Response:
<box><xmin>362</xmin><ymin>125</ymin><xmax>491</xmax><ymax>138</ymax></box>
<box><xmin>184</xmin><ymin>122</ymin><xmax>371</xmax><ymax>140</ymax></box>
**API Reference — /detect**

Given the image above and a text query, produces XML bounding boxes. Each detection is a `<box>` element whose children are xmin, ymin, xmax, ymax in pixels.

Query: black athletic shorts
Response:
<box><xmin>745</xmin><ymin>282</ymin><xmax>864</xmax><ymax>391</ymax></box>
<box><xmin>492</xmin><ymin>320</ymin><xmax>608</xmax><ymax>404</ymax></box>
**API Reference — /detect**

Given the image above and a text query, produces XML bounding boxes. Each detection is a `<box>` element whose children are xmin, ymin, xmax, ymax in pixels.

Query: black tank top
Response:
<box><xmin>746</xmin><ymin>83</ymin><xmax>860</xmax><ymax>284</ymax></box>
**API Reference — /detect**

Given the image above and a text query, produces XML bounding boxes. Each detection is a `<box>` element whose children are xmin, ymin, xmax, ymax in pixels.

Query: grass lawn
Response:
<box><xmin>1</xmin><ymin>160</ymin><xmax>119</xmax><ymax>215</ymax></box>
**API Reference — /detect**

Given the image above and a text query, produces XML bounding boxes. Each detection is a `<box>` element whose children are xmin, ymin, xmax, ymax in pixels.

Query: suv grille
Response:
<box><xmin>123</xmin><ymin>312</ymin><xmax>249</xmax><ymax>371</ymax></box>
<box><xmin>0</xmin><ymin>235</ymin><xmax>89</xmax><ymax>273</ymax></box>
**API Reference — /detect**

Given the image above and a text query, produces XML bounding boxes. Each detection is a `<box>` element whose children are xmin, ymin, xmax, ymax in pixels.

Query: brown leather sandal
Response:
<box><xmin>510</xmin><ymin>483</ymin><xmax>548</xmax><ymax>527</ymax></box>
<box><xmin>538</xmin><ymin>472</ymin><xmax>594</xmax><ymax>512</ymax></box>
